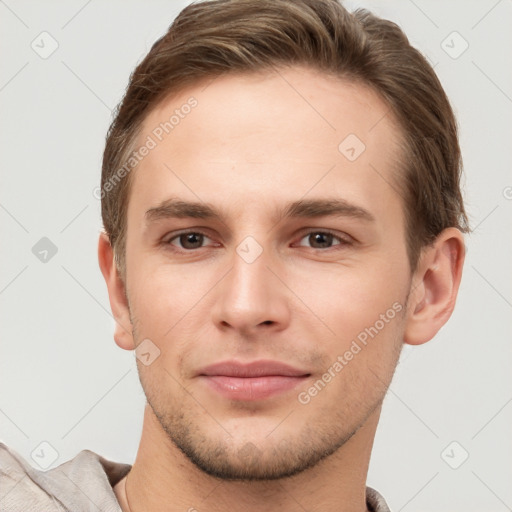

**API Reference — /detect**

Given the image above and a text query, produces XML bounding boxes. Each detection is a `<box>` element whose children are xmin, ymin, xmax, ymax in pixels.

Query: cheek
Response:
<box><xmin>128</xmin><ymin>264</ymin><xmax>216</xmax><ymax>370</ymax></box>
<box><xmin>291</xmin><ymin>260</ymin><xmax>408</xmax><ymax>337</ymax></box>
<box><xmin>131</xmin><ymin>264</ymin><xmax>195</xmax><ymax>320</ymax></box>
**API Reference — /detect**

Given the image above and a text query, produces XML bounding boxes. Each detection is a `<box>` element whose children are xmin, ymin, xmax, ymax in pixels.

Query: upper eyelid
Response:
<box><xmin>293</xmin><ymin>231</ymin><xmax>353</xmax><ymax>249</ymax></box>
<box><xmin>295</xmin><ymin>227</ymin><xmax>352</xmax><ymax>240</ymax></box>
<box><xmin>164</xmin><ymin>228</ymin><xmax>213</xmax><ymax>241</ymax></box>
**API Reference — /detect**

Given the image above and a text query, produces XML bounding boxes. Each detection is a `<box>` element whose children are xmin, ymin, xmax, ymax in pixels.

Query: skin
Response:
<box><xmin>98</xmin><ymin>65</ymin><xmax>465</xmax><ymax>512</ymax></box>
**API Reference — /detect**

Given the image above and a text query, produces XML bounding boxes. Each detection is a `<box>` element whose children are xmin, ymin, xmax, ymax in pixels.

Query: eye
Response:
<box><xmin>296</xmin><ymin>231</ymin><xmax>350</xmax><ymax>249</ymax></box>
<box><xmin>166</xmin><ymin>231</ymin><xmax>214</xmax><ymax>250</ymax></box>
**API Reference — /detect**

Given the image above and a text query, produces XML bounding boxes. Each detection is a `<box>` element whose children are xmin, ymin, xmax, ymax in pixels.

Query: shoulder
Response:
<box><xmin>0</xmin><ymin>441</ymin><xmax>66</xmax><ymax>511</ymax></box>
<box><xmin>366</xmin><ymin>485</ymin><xmax>392</xmax><ymax>512</ymax></box>
<box><xmin>0</xmin><ymin>441</ymin><xmax>131</xmax><ymax>512</ymax></box>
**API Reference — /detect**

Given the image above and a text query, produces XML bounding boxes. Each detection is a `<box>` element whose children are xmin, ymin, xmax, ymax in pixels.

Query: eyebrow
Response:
<box><xmin>144</xmin><ymin>197</ymin><xmax>375</xmax><ymax>224</ymax></box>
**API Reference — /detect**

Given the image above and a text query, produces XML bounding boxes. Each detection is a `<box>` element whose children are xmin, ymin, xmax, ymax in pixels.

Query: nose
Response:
<box><xmin>211</xmin><ymin>244</ymin><xmax>291</xmax><ymax>336</ymax></box>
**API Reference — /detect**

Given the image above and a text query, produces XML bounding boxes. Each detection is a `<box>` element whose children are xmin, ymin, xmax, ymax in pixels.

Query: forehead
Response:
<box><xmin>129</xmin><ymin>66</ymin><xmax>404</xmax><ymax>225</ymax></box>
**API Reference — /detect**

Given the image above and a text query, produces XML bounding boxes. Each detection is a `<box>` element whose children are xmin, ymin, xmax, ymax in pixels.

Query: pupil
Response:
<box><xmin>310</xmin><ymin>233</ymin><xmax>332</xmax><ymax>248</ymax></box>
<box><xmin>181</xmin><ymin>233</ymin><xmax>203</xmax><ymax>249</ymax></box>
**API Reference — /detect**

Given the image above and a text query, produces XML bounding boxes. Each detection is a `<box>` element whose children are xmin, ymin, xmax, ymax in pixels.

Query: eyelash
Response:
<box><xmin>163</xmin><ymin>229</ymin><xmax>353</xmax><ymax>252</ymax></box>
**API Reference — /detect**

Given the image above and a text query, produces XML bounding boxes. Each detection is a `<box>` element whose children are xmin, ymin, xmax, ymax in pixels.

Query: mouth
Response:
<box><xmin>197</xmin><ymin>360</ymin><xmax>311</xmax><ymax>401</ymax></box>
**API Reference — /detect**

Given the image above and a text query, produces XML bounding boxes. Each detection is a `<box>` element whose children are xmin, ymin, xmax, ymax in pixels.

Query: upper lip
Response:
<box><xmin>197</xmin><ymin>360</ymin><xmax>310</xmax><ymax>378</ymax></box>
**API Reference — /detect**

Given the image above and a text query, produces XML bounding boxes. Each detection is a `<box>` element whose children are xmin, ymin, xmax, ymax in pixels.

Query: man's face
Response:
<box><xmin>123</xmin><ymin>66</ymin><xmax>412</xmax><ymax>479</ymax></box>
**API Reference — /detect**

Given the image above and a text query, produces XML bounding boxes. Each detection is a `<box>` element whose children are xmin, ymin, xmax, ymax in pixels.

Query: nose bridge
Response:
<box><xmin>212</xmin><ymin>237</ymin><xmax>289</xmax><ymax>331</ymax></box>
<box><xmin>231</xmin><ymin>244</ymin><xmax>270</xmax><ymax>304</ymax></box>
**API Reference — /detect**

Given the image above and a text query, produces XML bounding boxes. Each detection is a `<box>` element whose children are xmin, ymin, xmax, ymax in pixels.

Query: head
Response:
<box><xmin>99</xmin><ymin>0</ymin><xmax>468</xmax><ymax>481</ymax></box>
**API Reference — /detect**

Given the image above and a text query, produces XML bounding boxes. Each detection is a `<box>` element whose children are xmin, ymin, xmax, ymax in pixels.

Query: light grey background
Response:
<box><xmin>1</xmin><ymin>1</ymin><xmax>511</xmax><ymax>510</ymax></box>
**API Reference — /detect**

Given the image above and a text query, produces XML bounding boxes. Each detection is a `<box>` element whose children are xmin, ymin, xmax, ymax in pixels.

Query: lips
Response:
<box><xmin>197</xmin><ymin>360</ymin><xmax>310</xmax><ymax>401</ymax></box>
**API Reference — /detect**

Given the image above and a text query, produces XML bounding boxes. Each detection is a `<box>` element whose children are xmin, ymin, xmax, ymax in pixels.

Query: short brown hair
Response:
<box><xmin>101</xmin><ymin>0</ymin><xmax>469</xmax><ymax>279</ymax></box>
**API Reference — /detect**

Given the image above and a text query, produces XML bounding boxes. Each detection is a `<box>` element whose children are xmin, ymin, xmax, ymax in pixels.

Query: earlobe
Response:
<box><xmin>403</xmin><ymin>228</ymin><xmax>465</xmax><ymax>346</ymax></box>
<box><xmin>97</xmin><ymin>232</ymin><xmax>135</xmax><ymax>351</ymax></box>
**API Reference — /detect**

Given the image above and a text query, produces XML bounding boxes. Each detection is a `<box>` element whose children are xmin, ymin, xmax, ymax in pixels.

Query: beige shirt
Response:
<box><xmin>0</xmin><ymin>442</ymin><xmax>391</xmax><ymax>511</ymax></box>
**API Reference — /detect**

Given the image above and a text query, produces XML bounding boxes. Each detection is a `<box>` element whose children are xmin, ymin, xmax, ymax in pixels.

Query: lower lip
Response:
<box><xmin>200</xmin><ymin>375</ymin><xmax>308</xmax><ymax>401</ymax></box>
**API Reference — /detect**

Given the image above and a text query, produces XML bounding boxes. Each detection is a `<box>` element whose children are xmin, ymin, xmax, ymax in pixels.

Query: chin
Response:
<box><xmin>148</xmin><ymin>397</ymin><xmax>361</xmax><ymax>481</ymax></box>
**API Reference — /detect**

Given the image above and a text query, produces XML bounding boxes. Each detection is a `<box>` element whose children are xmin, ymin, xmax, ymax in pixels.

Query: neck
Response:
<box><xmin>116</xmin><ymin>404</ymin><xmax>380</xmax><ymax>512</ymax></box>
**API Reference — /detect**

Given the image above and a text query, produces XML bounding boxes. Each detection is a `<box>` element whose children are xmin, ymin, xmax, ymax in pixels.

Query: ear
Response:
<box><xmin>403</xmin><ymin>227</ymin><xmax>466</xmax><ymax>345</ymax></box>
<box><xmin>98</xmin><ymin>232</ymin><xmax>135</xmax><ymax>351</ymax></box>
